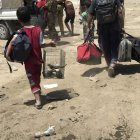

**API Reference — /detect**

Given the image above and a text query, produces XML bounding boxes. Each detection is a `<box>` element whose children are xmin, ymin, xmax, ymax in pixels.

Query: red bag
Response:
<box><xmin>77</xmin><ymin>42</ymin><xmax>102</xmax><ymax>64</ymax></box>
<box><xmin>36</xmin><ymin>0</ymin><xmax>46</xmax><ymax>8</ymax></box>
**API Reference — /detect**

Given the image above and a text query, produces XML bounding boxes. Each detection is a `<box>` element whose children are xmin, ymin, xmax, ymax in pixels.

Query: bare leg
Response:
<box><xmin>34</xmin><ymin>90</ymin><xmax>42</xmax><ymax>109</ymax></box>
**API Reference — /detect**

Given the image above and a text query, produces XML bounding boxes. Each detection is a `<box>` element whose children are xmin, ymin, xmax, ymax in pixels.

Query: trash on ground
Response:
<box><xmin>35</xmin><ymin>126</ymin><xmax>55</xmax><ymax>138</ymax></box>
<box><xmin>43</xmin><ymin>83</ymin><xmax>58</xmax><ymax>89</ymax></box>
<box><xmin>12</xmin><ymin>66</ymin><xmax>18</xmax><ymax>71</ymax></box>
<box><xmin>100</xmin><ymin>83</ymin><xmax>107</xmax><ymax>87</ymax></box>
<box><xmin>48</xmin><ymin>105</ymin><xmax>57</xmax><ymax>110</ymax></box>
<box><xmin>89</xmin><ymin>76</ymin><xmax>99</xmax><ymax>82</ymax></box>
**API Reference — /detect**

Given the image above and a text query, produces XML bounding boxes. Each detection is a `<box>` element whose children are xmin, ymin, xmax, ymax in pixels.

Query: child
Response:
<box><xmin>64</xmin><ymin>0</ymin><xmax>75</xmax><ymax>36</ymax></box>
<box><xmin>80</xmin><ymin>0</ymin><xmax>94</xmax><ymax>41</ymax></box>
<box><xmin>5</xmin><ymin>6</ymin><xmax>56</xmax><ymax>109</ymax></box>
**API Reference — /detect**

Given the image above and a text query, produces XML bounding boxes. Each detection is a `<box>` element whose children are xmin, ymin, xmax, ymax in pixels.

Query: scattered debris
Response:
<box><xmin>44</xmin><ymin>83</ymin><xmax>58</xmax><ymax>89</ymax></box>
<box><xmin>89</xmin><ymin>76</ymin><xmax>100</xmax><ymax>82</ymax></box>
<box><xmin>68</xmin><ymin>117</ymin><xmax>79</xmax><ymax>123</ymax></box>
<box><xmin>65</xmin><ymin>99</ymin><xmax>69</xmax><ymax>102</ymax></box>
<box><xmin>0</xmin><ymin>94</ymin><xmax>8</xmax><ymax>102</ymax></box>
<box><xmin>35</xmin><ymin>126</ymin><xmax>55</xmax><ymax>138</ymax></box>
<box><xmin>100</xmin><ymin>83</ymin><xmax>107</xmax><ymax>87</ymax></box>
<box><xmin>0</xmin><ymin>94</ymin><xmax>5</xmax><ymax>98</ymax></box>
<box><xmin>12</xmin><ymin>66</ymin><xmax>18</xmax><ymax>71</ymax></box>
<box><xmin>48</xmin><ymin>104</ymin><xmax>57</xmax><ymax>110</ymax></box>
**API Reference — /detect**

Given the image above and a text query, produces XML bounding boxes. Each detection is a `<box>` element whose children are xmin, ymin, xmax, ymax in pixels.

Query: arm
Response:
<box><xmin>41</xmin><ymin>41</ymin><xmax>56</xmax><ymax>48</ymax></box>
<box><xmin>6</xmin><ymin>35</ymin><xmax>17</xmax><ymax>61</ymax></box>
<box><xmin>87</xmin><ymin>0</ymin><xmax>96</xmax><ymax>30</ymax></box>
<box><xmin>39</xmin><ymin>31</ymin><xmax>56</xmax><ymax>48</ymax></box>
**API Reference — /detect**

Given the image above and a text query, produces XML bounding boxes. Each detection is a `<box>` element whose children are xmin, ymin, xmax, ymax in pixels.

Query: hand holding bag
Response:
<box><xmin>77</xmin><ymin>31</ymin><xmax>102</xmax><ymax>65</ymax></box>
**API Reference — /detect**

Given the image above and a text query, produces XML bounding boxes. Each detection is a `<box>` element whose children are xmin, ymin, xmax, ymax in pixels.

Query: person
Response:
<box><xmin>44</xmin><ymin>0</ymin><xmax>60</xmax><ymax>43</ymax></box>
<box><xmin>87</xmin><ymin>0</ymin><xmax>122</xmax><ymax>77</ymax></box>
<box><xmin>5</xmin><ymin>6</ymin><xmax>56</xmax><ymax>109</ymax></box>
<box><xmin>79</xmin><ymin>0</ymin><xmax>91</xmax><ymax>15</ymax></box>
<box><xmin>80</xmin><ymin>0</ymin><xmax>94</xmax><ymax>41</ymax></box>
<box><xmin>64</xmin><ymin>0</ymin><xmax>75</xmax><ymax>36</ymax></box>
<box><xmin>57</xmin><ymin>0</ymin><xmax>65</xmax><ymax>36</ymax></box>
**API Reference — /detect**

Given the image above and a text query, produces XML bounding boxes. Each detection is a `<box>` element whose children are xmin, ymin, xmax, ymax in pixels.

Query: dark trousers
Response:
<box><xmin>99</xmin><ymin>26</ymin><xmax>121</xmax><ymax>66</ymax></box>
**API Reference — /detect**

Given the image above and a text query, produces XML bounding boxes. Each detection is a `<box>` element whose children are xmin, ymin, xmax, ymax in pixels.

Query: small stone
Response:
<box><xmin>12</xmin><ymin>66</ymin><xmax>18</xmax><ymax>71</ymax></box>
<box><xmin>48</xmin><ymin>105</ymin><xmax>57</xmax><ymax>110</ymax></box>
<box><xmin>100</xmin><ymin>83</ymin><xmax>107</xmax><ymax>87</ymax></box>
<box><xmin>1</xmin><ymin>86</ymin><xmax>5</xmax><ymax>89</ymax></box>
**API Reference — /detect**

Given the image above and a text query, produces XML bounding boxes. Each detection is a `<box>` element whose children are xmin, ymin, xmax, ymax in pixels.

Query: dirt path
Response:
<box><xmin>0</xmin><ymin>0</ymin><xmax>140</xmax><ymax>140</ymax></box>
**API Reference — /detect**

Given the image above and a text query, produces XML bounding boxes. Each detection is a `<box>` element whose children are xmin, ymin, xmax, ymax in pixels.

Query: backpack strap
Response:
<box><xmin>6</xmin><ymin>61</ymin><xmax>12</xmax><ymax>73</ymax></box>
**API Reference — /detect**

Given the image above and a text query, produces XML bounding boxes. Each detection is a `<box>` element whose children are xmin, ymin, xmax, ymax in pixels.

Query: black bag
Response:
<box><xmin>95</xmin><ymin>0</ymin><xmax>118</xmax><ymax>24</ymax></box>
<box><xmin>124</xmin><ymin>32</ymin><xmax>140</xmax><ymax>63</ymax></box>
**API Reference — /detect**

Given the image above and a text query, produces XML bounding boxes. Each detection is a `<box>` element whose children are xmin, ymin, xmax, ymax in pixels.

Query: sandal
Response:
<box><xmin>34</xmin><ymin>103</ymin><xmax>42</xmax><ymax>110</ymax></box>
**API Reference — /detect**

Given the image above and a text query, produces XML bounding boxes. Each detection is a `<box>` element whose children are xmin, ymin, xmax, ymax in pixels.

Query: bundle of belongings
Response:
<box><xmin>118</xmin><ymin>32</ymin><xmax>140</xmax><ymax>63</ymax></box>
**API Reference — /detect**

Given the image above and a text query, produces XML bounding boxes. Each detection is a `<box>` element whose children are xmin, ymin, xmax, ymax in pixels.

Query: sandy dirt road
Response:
<box><xmin>0</xmin><ymin>0</ymin><xmax>140</xmax><ymax>140</ymax></box>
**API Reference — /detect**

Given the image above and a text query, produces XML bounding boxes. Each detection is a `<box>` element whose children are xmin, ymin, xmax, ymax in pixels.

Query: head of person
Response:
<box><xmin>85</xmin><ymin>1</ymin><xmax>91</xmax><ymax>9</ymax></box>
<box><xmin>16</xmin><ymin>7</ymin><xmax>31</xmax><ymax>25</ymax></box>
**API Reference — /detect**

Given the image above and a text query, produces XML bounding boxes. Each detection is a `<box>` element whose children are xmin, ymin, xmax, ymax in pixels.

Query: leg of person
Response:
<box><xmin>47</xmin><ymin>13</ymin><xmax>60</xmax><ymax>42</ymax></box>
<box><xmin>65</xmin><ymin>16</ymin><xmax>71</xmax><ymax>34</ymax></box>
<box><xmin>110</xmin><ymin>30</ymin><xmax>121</xmax><ymax>67</ymax></box>
<box><xmin>70</xmin><ymin>15</ymin><xmax>75</xmax><ymax>35</ymax></box>
<box><xmin>58</xmin><ymin>7</ymin><xmax>64</xmax><ymax>36</ymax></box>
<box><xmin>107</xmin><ymin>30</ymin><xmax>121</xmax><ymax>77</ymax></box>
<box><xmin>25</xmin><ymin>64</ymin><xmax>42</xmax><ymax>109</ymax></box>
<box><xmin>99</xmin><ymin>26</ymin><xmax>111</xmax><ymax>66</ymax></box>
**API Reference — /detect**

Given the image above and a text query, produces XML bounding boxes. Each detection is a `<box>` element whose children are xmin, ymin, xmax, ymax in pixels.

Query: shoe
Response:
<box><xmin>108</xmin><ymin>66</ymin><xmax>116</xmax><ymax>78</ymax></box>
<box><xmin>34</xmin><ymin>102</ymin><xmax>42</xmax><ymax>109</ymax></box>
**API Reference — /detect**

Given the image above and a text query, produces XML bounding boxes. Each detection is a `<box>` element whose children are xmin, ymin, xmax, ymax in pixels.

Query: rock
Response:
<box><xmin>100</xmin><ymin>83</ymin><xmax>107</xmax><ymax>87</ymax></box>
<box><xmin>89</xmin><ymin>76</ymin><xmax>100</xmax><ymax>82</ymax></box>
<box><xmin>12</xmin><ymin>66</ymin><xmax>18</xmax><ymax>71</ymax></box>
<box><xmin>48</xmin><ymin>105</ymin><xmax>57</xmax><ymax>110</ymax></box>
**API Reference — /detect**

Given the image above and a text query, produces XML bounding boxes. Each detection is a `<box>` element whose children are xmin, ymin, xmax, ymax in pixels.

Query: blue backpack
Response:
<box><xmin>4</xmin><ymin>29</ymin><xmax>32</xmax><ymax>72</ymax></box>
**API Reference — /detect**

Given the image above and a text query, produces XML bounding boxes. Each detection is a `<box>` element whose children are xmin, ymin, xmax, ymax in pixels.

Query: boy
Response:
<box><xmin>64</xmin><ymin>0</ymin><xmax>75</xmax><ymax>36</ymax></box>
<box><xmin>6</xmin><ymin>7</ymin><xmax>56</xmax><ymax>109</ymax></box>
<box><xmin>80</xmin><ymin>0</ymin><xmax>94</xmax><ymax>41</ymax></box>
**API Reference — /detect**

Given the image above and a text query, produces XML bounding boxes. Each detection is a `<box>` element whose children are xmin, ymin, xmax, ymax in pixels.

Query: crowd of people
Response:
<box><xmin>5</xmin><ymin>0</ymin><xmax>125</xmax><ymax>109</ymax></box>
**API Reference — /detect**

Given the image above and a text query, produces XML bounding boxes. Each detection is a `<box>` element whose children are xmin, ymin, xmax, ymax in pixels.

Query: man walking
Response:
<box><xmin>87</xmin><ymin>0</ymin><xmax>122</xmax><ymax>77</ymax></box>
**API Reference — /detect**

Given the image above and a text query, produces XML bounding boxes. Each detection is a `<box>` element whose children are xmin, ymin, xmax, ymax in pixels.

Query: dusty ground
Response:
<box><xmin>0</xmin><ymin>0</ymin><xmax>140</xmax><ymax>140</ymax></box>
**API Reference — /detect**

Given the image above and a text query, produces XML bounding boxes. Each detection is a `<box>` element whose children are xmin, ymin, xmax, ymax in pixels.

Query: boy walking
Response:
<box><xmin>80</xmin><ymin>0</ymin><xmax>94</xmax><ymax>41</ymax></box>
<box><xmin>64</xmin><ymin>0</ymin><xmax>75</xmax><ymax>36</ymax></box>
<box><xmin>5</xmin><ymin>7</ymin><xmax>56</xmax><ymax>109</ymax></box>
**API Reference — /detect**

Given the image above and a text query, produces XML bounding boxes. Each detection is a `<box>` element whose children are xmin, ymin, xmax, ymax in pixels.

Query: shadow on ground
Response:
<box><xmin>116</xmin><ymin>64</ymin><xmax>140</xmax><ymax>75</ymax></box>
<box><xmin>24</xmin><ymin>88</ymin><xmax>79</xmax><ymax>107</ymax></box>
<box><xmin>81</xmin><ymin>67</ymin><xmax>106</xmax><ymax>77</ymax></box>
<box><xmin>56</xmin><ymin>41</ymin><xmax>70</xmax><ymax>46</ymax></box>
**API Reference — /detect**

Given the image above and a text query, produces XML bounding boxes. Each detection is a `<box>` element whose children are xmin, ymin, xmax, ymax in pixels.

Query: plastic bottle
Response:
<box><xmin>35</xmin><ymin>126</ymin><xmax>55</xmax><ymax>138</ymax></box>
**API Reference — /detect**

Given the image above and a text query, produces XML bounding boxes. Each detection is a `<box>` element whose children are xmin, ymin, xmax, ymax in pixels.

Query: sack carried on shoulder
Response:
<box><xmin>77</xmin><ymin>31</ymin><xmax>102</xmax><ymax>65</ymax></box>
